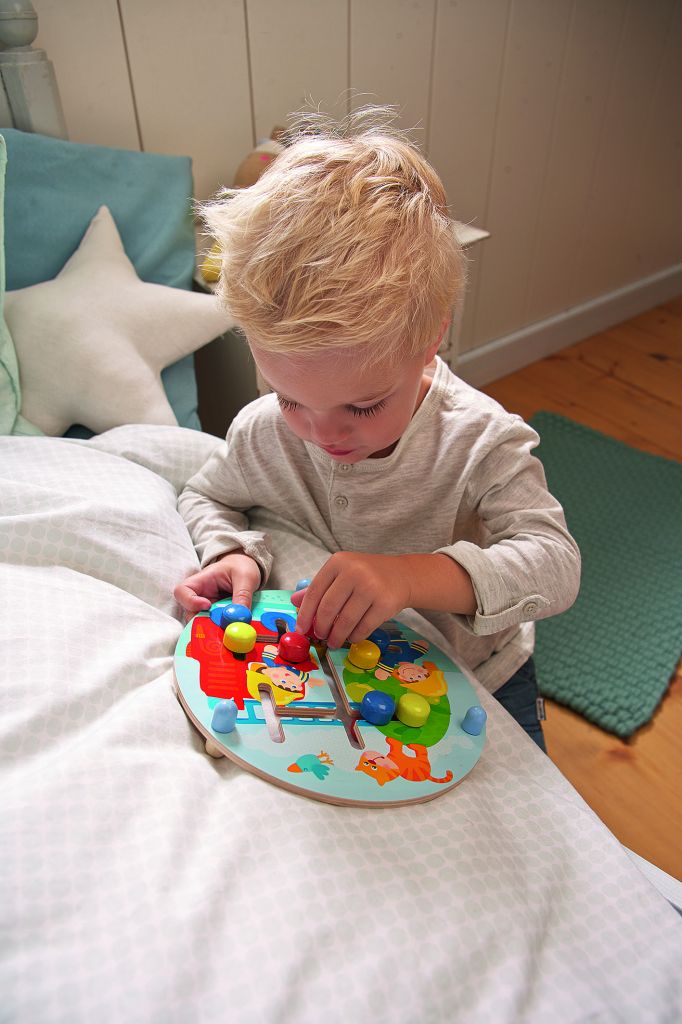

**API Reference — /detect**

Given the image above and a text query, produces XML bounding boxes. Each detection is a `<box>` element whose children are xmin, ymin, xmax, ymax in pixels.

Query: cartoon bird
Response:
<box><xmin>287</xmin><ymin>751</ymin><xmax>334</xmax><ymax>780</ymax></box>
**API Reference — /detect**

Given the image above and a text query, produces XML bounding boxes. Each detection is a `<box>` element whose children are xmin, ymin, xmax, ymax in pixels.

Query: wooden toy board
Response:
<box><xmin>174</xmin><ymin>590</ymin><xmax>485</xmax><ymax>807</ymax></box>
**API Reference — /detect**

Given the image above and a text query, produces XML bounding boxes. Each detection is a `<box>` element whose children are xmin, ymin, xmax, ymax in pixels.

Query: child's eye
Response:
<box><xmin>348</xmin><ymin>399</ymin><xmax>387</xmax><ymax>418</ymax></box>
<box><xmin>276</xmin><ymin>394</ymin><xmax>388</xmax><ymax>417</ymax></box>
<box><xmin>277</xmin><ymin>396</ymin><xmax>300</xmax><ymax>413</ymax></box>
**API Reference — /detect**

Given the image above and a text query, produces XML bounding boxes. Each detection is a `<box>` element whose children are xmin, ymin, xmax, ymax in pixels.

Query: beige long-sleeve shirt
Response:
<box><xmin>178</xmin><ymin>357</ymin><xmax>580</xmax><ymax>693</ymax></box>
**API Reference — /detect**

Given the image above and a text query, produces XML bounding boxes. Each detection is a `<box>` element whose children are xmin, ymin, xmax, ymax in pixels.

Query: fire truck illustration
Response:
<box><xmin>185</xmin><ymin>615</ymin><xmax>321</xmax><ymax>709</ymax></box>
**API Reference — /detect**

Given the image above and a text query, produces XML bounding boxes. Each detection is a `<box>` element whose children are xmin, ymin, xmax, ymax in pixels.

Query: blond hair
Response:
<box><xmin>201</xmin><ymin>106</ymin><xmax>465</xmax><ymax>364</ymax></box>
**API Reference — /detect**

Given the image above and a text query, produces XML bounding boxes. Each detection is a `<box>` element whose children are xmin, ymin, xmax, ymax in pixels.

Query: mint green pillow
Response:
<box><xmin>0</xmin><ymin>136</ymin><xmax>17</xmax><ymax>432</ymax></box>
<box><xmin>3</xmin><ymin>129</ymin><xmax>195</xmax><ymax>292</ymax></box>
<box><xmin>0</xmin><ymin>137</ymin><xmax>40</xmax><ymax>436</ymax></box>
<box><xmin>2</xmin><ymin>129</ymin><xmax>201</xmax><ymax>432</ymax></box>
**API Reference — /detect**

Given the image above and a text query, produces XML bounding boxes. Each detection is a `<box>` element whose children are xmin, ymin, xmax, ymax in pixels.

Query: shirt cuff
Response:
<box><xmin>436</xmin><ymin>542</ymin><xmax>550</xmax><ymax>637</ymax></box>
<box><xmin>200</xmin><ymin>535</ymin><xmax>273</xmax><ymax>587</ymax></box>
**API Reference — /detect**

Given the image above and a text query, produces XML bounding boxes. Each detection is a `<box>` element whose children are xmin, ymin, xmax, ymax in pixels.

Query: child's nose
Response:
<box><xmin>307</xmin><ymin>412</ymin><xmax>350</xmax><ymax>445</ymax></box>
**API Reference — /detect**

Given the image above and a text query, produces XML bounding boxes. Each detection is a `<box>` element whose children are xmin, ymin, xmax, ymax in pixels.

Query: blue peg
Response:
<box><xmin>219</xmin><ymin>603</ymin><xmax>252</xmax><ymax>629</ymax></box>
<box><xmin>209</xmin><ymin>605</ymin><xmax>225</xmax><ymax>626</ymax></box>
<box><xmin>212</xmin><ymin>699</ymin><xmax>238</xmax><ymax>734</ymax></box>
<box><xmin>461</xmin><ymin>705</ymin><xmax>487</xmax><ymax>736</ymax></box>
<box><xmin>360</xmin><ymin>690</ymin><xmax>396</xmax><ymax>726</ymax></box>
<box><xmin>294</xmin><ymin>578</ymin><xmax>312</xmax><ymax>592</ymax></box>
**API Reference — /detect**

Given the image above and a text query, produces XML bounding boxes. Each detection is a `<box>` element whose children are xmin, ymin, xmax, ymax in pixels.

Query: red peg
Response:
<box><xmin>278</xmin><ymin>631</ymin><xmax>311</xmax><ymax>664</ymax></box>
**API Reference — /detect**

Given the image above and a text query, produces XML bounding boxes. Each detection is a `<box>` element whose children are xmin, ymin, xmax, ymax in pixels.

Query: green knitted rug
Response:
<box><xmin>529</xmin><ymin>412</ymin><xmax>682</xmax><ymax>738</ymax></box>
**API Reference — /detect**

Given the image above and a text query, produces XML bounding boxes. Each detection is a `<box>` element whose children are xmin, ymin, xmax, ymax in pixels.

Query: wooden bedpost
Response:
<box><xmin>0</xmin><ymin>0</ymin><xmax>67</xmax><ymax>138</ymax></box>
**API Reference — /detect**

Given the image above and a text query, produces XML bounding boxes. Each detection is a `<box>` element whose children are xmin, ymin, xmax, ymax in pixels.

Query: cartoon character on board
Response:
<box><xmin>374</xmin><ymin>635</ymin><xmax>430</xmax><ymax>679</ymax></box>
<box><xmin>247</xmin><ymin>644</ymin><xmax>325</xmax><ymax>707</ymax></box>
<box><xmin>390</xmin><ymin>660</ymin><xmax>447</xmax><ymax>703</ymax></box>
<box><xmin>355</xmin><ymin>737</ymin><xmax>453</xmax><ymax>787</ymax></box>
<box><xmin>288</xmin><ymin>752</ymin><xmax>334</xmax><ymax>780</ymax></box>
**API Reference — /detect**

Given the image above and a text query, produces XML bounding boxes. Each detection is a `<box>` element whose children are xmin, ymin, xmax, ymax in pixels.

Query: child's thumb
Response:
<box><xmin>229</xmin><ymin>571</ymin><xmax>256</xmax><ymax>609</ymax></box>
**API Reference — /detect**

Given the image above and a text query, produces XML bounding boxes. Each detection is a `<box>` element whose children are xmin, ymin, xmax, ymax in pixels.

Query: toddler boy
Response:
<box><xmin>175</xmin><ymin>109</ymin><xmax>581</xmax><ymax>750</ymax></box>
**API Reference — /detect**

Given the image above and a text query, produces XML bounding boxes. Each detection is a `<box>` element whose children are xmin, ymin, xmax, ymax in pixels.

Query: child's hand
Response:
<box><xmin>291</xmin><ymin>552</ymin><xmax>412</xmax><ymax>649</ymax></box>
<box><xmin>174</xmin><ymin>552</ymin><xmax>261</xmax><ymax>615</ymax></box>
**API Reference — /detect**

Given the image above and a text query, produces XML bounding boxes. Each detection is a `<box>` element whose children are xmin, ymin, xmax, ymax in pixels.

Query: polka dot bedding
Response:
<box><xmin>1</xmin><ymin>426</ymin><xmax>680</xmax><ymax>1023</ymax></box>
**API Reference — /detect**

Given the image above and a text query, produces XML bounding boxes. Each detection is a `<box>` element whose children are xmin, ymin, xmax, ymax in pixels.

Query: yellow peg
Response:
<box><xmin>347</xmin><ymin>640</ymin><xmax>381</xmax><ymax>671</ymax></box>
<box><xmin>223</xmin><ymin>622</ymin><xmax>257</xmax><ymax>658</ymax></box>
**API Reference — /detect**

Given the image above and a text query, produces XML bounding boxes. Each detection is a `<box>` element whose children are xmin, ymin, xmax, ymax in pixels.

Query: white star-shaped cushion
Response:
<box><xmin>5</xmin><ymin>205</ymin><xmax>234</xmax><ymax>435</ymax></box>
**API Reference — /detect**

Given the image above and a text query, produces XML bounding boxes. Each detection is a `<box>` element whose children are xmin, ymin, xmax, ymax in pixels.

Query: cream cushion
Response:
<box><xmin>4</xmin><ymin>206</ymin><xmax>233</xmax><ymax>435</ymax></box>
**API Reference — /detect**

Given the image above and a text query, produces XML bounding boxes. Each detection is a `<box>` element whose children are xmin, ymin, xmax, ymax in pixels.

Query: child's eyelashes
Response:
<box><xmin>350</xmin><ymin>399</ymin><xmax>387</xmax><ymax>418</ymax></box>
<box><xmin>276</xmin><ymin>396</ymin><xmax>300</xmax><ymax>413</ymax></box>
<box><xmin>276</xmin><ymin>395</ymin><xmax>388</xmax><ymax>417</ymax></box>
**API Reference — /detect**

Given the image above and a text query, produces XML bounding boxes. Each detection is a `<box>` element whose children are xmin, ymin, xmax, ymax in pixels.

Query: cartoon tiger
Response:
<box><xmin>355</xmin><ymin>737</ymin><xmax>453</xmax><ymax>787</ymax></box>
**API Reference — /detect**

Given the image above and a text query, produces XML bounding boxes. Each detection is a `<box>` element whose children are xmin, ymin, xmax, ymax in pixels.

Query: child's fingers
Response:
<box><xmin>173</xmin><ymin>581</ymin><xmax>211</xmax><ymax>613</ymax></box>
<box><xmin>227</xmin><ymin>565</ymin><xmax>260</xmax><ymax>610</ymax></box>
<box><xmin>294</xmin><ymin>574</ymin><xmax>328</xmax><ymax>635</ymax></box>
<box><xmin>308</xmin><ymin>575</ymin><xmax>355</xmax><ymax>644</ymax></box>
<box><xmin>230</xmin><ymin>585</ymin><xmax>254</xmax><ymax>609</ymax></box>
<box><xmin>347</xmin><ymin>606</ymin><xmax>385</xmax><ymax>646</ymax></box>
<box><xmin>326</xmin><ymin>592</ymin><xmax>373</xmax><ymax>650</ymax></box>
<box><xmin>295</xmin><ymin>562</ymin><xmax>342</xmax><ymax>637</ymax></box>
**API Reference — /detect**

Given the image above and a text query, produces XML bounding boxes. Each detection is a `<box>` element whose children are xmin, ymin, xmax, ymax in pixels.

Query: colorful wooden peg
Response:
<box><xmin>347</xmin><ymin>639</ymin><xmax>381</xmax><ymax>671</ymax></box>
<box><xmin>278</xmin><ymin>631</ymin><xmax>311</xmax><ymax>663</ymax></box>
<box><xmin>211</xmin><ymin>698</ymin><xmax>238</xmax><ymax>733</ymax></box>
<box><xmin>209</xmin><ymin>605</ymin><xmax>226</xmax><ymax>626</ymax></box>
<box><xmin>219</xmin><ymin>602</ymin><xmax>252</xmax><ymax>629</ymax></box>
<box><xmin>461</xmin><ymin>705</ymin><xmax>487</xmax><ymax>736</ymax></box>
<box><xmin>360</xmin><ymin>690</ymin><xmax>395</xmax><ymax>726</ymax></box>
<box><xmin>396</xmin><ymin>692</ymin><xmax>430</xmax><ymax>728</ymax></box>
<box><xmin>223</xmin><ymin>622</ymin><xmax>257</xmax><ymax>659</ymax></box>
<box><xmin>294</xmin><ymin>578</ymin><xmax>312</xmax><ymax>592</ymax></box>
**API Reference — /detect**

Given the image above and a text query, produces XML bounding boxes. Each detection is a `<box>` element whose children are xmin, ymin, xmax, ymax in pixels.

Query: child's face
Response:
<box><xmin>252</xmin><ymin>342</ymin><xmax>439</xmax><ymax>463</ymax></box>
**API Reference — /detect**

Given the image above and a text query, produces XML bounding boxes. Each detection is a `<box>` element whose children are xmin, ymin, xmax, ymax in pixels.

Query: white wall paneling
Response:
<box><xmin>459</xmin><ymin>261</ymin><xmax>682</xmax><ymax>388</ymax></box>
<box><xmin>471</xmin><ymin>0</ymin><xmax>574</xmax><ymax>348</ymax></box>
<box><xmin>118</xmin><ymin>0</ymin><xmax>253</xmax><ymax>200</ymax></box>
<box><xmin>639</xmin><ymin>1</ymin><xmax>682</xmax><ymax>273</ymax></box>
<box><xmin>349</xmin><ymin>0</ymin><xmax>436</xmax><ymax>135</ymax></box>
<box><xmin>34</xmin><ymin>0</ymin><xmax>139</xmax><ymax>149</ymax></box>
<box><xmin>30</xmin><ymin>0</ymin><xmax>682</xmax><ymax>377</ymax></box>
<box><xmin>523</xmin><ymin>0</ymin><xmax>628</xmax><ymax>323</ymax></box>
<box><xmin>428</xmin><ymin>0</ymin><xmax>512</xmax><ymax>351</ymax></box>
<box><xmin>247</xmin><ymin>0</ymin><xmax>349</xmax><ymax>140</ymax></box>
<box><xmin>572</xmin><ymin>0</ymin><xmax>678</xmax><ymax>302</ymax></box>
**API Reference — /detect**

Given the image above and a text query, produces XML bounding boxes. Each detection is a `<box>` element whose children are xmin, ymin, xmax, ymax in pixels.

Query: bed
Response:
<box><xmin>1</xmin><ymin>18</ymin><xmax>681</xmax><ymax>1024</ymax></box>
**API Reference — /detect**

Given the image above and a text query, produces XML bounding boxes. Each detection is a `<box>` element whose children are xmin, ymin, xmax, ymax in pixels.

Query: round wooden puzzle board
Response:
<box><xmin>174</xmin><ymin>590</ymin><xmax>486</xmax><ymax>807</ymax></box>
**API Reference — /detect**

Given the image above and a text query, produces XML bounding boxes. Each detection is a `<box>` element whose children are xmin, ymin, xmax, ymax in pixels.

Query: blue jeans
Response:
<box><xmin>494</xmin><ymin>656</ymin><xmax>547</xmax><ymax>752</ymax></box>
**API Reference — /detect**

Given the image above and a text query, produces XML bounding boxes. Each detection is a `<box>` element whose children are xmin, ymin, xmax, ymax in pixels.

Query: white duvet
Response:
<box><xmin>1</xmin><ymin>426</ymin><xmax>680</xmax><ymax>1024</ymax></box>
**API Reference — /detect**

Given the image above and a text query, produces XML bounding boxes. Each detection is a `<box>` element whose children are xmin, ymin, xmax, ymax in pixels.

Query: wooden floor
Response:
<box><xmin>482</xmin><ymin>297</ymin><xmax>682</xmax><ymax>881</ymax></box>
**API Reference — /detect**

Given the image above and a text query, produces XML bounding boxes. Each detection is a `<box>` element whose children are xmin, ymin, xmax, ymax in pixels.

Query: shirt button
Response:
<box><xmin>334</xmin><ymin>495</ymin><xmax>349</xmax><ymax>509</ymax></box>
<box><xmin>523</xmin><ymin>601</ymin><xmax>538</xmax><ymax>615</ymax></box>
<box><xmin>339</xmin><ymin>464</ymin><xmax>352</xmax><ymax>473</ymax></box>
